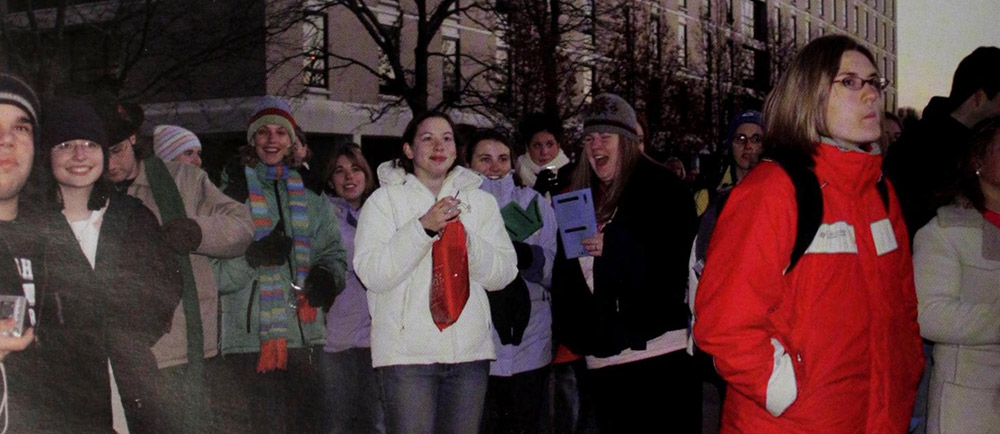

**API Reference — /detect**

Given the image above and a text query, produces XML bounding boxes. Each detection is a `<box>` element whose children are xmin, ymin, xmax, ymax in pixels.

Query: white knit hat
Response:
<box><xmin>154</xmin><ymin>125</ymin><xmax>202</xmax><ymax>162</ymax></box>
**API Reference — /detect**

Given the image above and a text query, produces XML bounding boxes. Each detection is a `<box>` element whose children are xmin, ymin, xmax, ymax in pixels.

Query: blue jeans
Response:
<box><xmin>318</xmin><ymin>348</ymin><xmax>385</xmax><ymax>434</ymax></box>
<box><xmin>375</xmin><ymin>361</ymin><xmax>490</xmax><ymax>434</ymax></box>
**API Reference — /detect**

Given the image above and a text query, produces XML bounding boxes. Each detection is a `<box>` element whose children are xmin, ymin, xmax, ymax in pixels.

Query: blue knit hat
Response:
<box><xmin>726</xmin><ymin>110</ymin><xmax>763</xmax><ymax>144</ymax></box>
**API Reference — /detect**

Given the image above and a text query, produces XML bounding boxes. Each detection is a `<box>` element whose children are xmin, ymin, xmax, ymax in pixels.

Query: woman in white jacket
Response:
<box><xmin>354</xmin><ymin>111</ymin><xmax>518</xmax><ymax>434</ymax></box>
<box><xmin>913</xmin><ymin>118</ymin><xmax>1000</xmax><ymax>434</ymax></box>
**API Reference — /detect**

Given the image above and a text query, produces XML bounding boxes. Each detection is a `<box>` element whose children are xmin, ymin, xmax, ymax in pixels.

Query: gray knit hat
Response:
<box><xmin>582</xmin><ymin>93</ymin><xmax>638</xmax><ymax>143</ymax></box>
<box><xmin>0</xmin><ymin>74</ymin><xmax>40</xmax><ymax>128</ymax></box>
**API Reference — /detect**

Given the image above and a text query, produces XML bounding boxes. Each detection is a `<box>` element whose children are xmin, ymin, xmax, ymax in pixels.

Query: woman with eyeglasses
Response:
<box><xmin>693</xmin><ymin>110</ymin><xmax>765</xmax><ymax>215</ymax></box>
<box><xmin>34</xmin><ymin>99</ymin><xmax>181</xmax><ymax>433</ymax></box>
<box><xmin>693</xmin><ymin>35</ymin><xmax>924</xmax><ymax>433</ymax></box>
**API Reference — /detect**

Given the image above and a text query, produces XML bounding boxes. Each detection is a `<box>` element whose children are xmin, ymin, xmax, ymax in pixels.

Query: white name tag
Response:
<box><xmin>870</xmin><ymin>218</ymin><xmax>899</xmax><ymax>256</ymax></box>
<box><xmin>805</xmin><ymin>221</ymin><xmax>858</xmax><ymax>254</ymax></box>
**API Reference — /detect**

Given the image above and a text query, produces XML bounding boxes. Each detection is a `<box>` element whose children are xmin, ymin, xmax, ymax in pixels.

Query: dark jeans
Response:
<box><xmin>208</xmin><ymin>347</ymin><xmax>322</xmax><ymax>434</ymax></box>
<box><xmin>481</xmin><ymin>366</ymin><xmax>549</xmax><ymax>434</ymax></box>
<box><xmin>587</xmin><ymin>350</ymin><xmax>701</xmax><ymax>434</ymax></box>
<box><xmin>157</xmin><ymin>362</ymin><xmax>206</xmax><ymax>434</ymax></box>
<box><xmin>544</xmin><ymin>359</ymin><xmax>598</xmax><ymax>434</ymax></box>
<box><xmin>376</xmin><ymin>360</ymin><xmax>490</xmax><ymax>434</ymax></box>
<box><xmin>318</xmin><ymin>348</ymin><xmax>385</xmax><ymax>434</ymax></box>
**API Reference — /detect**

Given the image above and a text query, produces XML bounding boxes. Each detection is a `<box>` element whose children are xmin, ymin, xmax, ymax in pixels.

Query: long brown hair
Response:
<box><xmin>570</xmin><ymin>134</ymin><xmax>643</xmax><ymax>223</ymax></box>
<box><xmin>763</xmin><ymin>35</ymin><xmax>878</xmax><ymax>167</ymax></box>
<box><xmin>324</xmin><ymin>143</ymin><xmax>376</xmax><ymax>205</ymax></box>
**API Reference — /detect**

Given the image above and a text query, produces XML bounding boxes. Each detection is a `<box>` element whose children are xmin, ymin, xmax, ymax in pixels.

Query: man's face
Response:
<box><xmin>0</xmin><ymin>104</ymin><xmax>35</xmax><ymax>205</ymax></box>
<box><xmin>106</xmin><ymin>135</ymin><xmax>139</xmax><ymax>183</ymax></box>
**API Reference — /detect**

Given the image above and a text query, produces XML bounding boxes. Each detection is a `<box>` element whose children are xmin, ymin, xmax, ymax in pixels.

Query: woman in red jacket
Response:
<box><xmin>693</xmin><ymin>35</ymin><xmax>924</xmax><ymax>434</ymax></box>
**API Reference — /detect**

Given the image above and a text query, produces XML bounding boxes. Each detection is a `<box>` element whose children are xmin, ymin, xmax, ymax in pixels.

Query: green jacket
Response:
<box><xmin>214</xmin><ymin>172</ymin><xmax>346</xmax><ymax>354</ymax></box>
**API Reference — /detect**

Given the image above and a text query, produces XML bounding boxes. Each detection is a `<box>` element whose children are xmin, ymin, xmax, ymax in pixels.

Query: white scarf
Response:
<box><xmin>516</xmin><ymin>149</ymin><xmax>570</xmax><ymax>188</ymax></box>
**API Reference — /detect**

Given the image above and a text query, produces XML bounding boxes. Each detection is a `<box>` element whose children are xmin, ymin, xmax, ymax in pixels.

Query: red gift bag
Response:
<box><xmin>429</xmin><ymin>220</ymin><xmax>470</xmax><ymax>331</ymax></box>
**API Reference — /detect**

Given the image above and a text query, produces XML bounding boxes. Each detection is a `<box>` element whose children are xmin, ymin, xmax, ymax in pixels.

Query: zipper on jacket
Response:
<box><xmin>247</xmin><ymin>280</ymin><xmax>257</xmax><ymax>334</ymax></box>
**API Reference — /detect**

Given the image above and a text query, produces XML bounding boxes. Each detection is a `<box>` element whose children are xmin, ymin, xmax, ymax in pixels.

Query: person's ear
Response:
<box><xmin>403</xmin><ymin>143</ymin><xmax>414</xmax><ymax>160</ymax></box>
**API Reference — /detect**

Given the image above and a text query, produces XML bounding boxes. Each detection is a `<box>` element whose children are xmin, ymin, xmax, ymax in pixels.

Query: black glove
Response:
<box><xmin>304</xmin><ymin>265</ymin><xmax>342</xmax><ymax>310</ymax></box>
<box><xmin>487</xmin><ymin>276</ymin><xmax>531</xmax><ymax>346</ymax></box>
<box><xmin>533</xmin><ymin>169</ymin><xmax>560</xmax><ymax>195</ymax></box>
<box><xmin>512</xmin><ymin>241</ymin><xmax>534</xmax><ymax>270</ymax></box>
<box><xmin>245</xmin><ymin>222</ymin><xmax>292</xmax><ymax>268</ymax></box>
<box><xmin>161</xmin><ymin>217</ymin><xmax>202</xmax><ymax>254</ymax></box>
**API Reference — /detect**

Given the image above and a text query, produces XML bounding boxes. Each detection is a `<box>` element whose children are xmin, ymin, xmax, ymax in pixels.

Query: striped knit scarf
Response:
<box><xmin>246</xmin><ymin>163</ymin><xmax>313</xmax><ymax>372</ymax></box>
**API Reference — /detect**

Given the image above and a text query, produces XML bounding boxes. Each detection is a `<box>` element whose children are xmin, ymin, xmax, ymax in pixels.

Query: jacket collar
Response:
<box><xmin>813</xmin><ymin>140</ymin><xmax>883</xmax><ymax>196</ymax></box>
<box><xmin>936</xmin><ymin>203</ymin><xmax>1000</xmax><ymax>260</ymax></box>
<box><xmin>376</xmin><ymin>161</ymin><xmax>483</xmax><ymax>199</ymax></box>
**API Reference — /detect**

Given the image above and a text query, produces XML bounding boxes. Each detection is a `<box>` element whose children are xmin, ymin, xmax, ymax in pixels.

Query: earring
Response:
<box><xmin>976</xmin><ymin>168</ymin><xmax>982</xmax><ymax>176</ymax></box>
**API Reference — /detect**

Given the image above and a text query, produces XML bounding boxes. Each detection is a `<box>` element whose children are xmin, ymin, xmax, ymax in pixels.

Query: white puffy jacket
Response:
<box><xmin>354</xmin><ymin>162</ymin><xmax>518</xmax><ymax>367</ymax></box>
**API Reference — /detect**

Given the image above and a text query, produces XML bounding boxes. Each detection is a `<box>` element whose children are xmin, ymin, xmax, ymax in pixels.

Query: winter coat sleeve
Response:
<box><xmin>914</xmin><ymin>218</ymin><xmax>1000</xmax><ymax>346</ymax></box>
<box><xmin>521</xmin><ymin>195</ymin><xmax>557</xmax><ymax>288</ymax></box>
<box><xmin>307</xmin><ymin>195</ymin><xmax>347</xmax><ymax>292</ymax></box>
<box><xmin>693</xmin><ymin>165</ymin><xmax>801</xmax><ymax>416</ymax></box>
<box><xmin>124</xmin><ymin>201</ymin><xmax>183</xmax><ymax>344</ymax></box>
<box><xmin>353</xmin><ymin>188</ymin><xmax>436</xmax><ymax>294</ymax></box>
<box><xmin>184</xmin><ymin>166</ymin><xmax>255</xmax><ymax>259</ymax></box>
<box><xmin>464</xmin><ymin>192</ymin><xmax>517</xmax><ymax>291</ymax></box>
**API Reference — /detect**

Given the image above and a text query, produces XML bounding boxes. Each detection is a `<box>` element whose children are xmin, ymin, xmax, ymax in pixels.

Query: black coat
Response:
<box><xmin>884</xmin><ymin>96</ymin><xmax>973</xmax><ymax>240</ymax></box>
<box><xmin>551</xmin><ymin>157</ymin><xmax>697</xmax><ymax>358</ymax></box>
<box><xmin>2</xmin><ymin>193</ymin><xmax>181</xmax><ymax>433</ymax></box>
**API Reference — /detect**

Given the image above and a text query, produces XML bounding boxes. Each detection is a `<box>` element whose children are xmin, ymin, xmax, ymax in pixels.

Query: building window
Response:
<box><xmin>864</xmin><ymin>9</ymin><xmax>869</xmax><ymax>40</ymax></box>
<box><xmin>302</xmin><ymin>11</ymin><xmax>329</xmax><ymax>89</ymax></box>
<box><xmin>378</xmin><ymin>23</ymin><xmax>402</xmax><ymax>96</ymax></box>
<box><xmin>791</xmin><ymin>13</ymin><xmax>797</xmax><ymax>44</ymax></box>
<box><xmin>818</xmin><ymin>0</ymin><xmax>824</xmax><ymax>18</ymax></box>
<box><xmin>742</xmin><ymin>0</ymin><xmax>754</xmax><ymax>37</ymax></box>
<box><xmin>442</xmin><ymin>37</ymin><xmax>460</xmax><ymax>102</ymax></box>
<box><xmin>727</xmin><ymin>0</ymin><xmax>734</xmax><ymax>23</ymax></box>
<box><xmin>774</xmin><ymin>6</ymin><xmax>782</xmax><ymax>43</ymax></box>
<box><xmin>651</xmin><ymin>15</ymin><xmax>661</xmax><ymax>65</ymax></box>
<box><xmin>679</xmin><ymin>0</ymin><xmax>687</xmax><ymax>9</ymax></box>
<box><xmin>853</xmin><ymin>5</ymin><xmax>858</xmax><ymax>32</ymax></box>
<box><xmin>582</xmin><ymin>0</ymin><xmax>595</xmax><ymax>36</ymax></box>
<box><xmin>806</xmin><ymin>20</ymin><xmax>811</xmax><ymax>40</ymax></box>
<box><xmin>678</xmin><ymin>22</ymin><xmax>688</xmax><ymax>67</ymax></box>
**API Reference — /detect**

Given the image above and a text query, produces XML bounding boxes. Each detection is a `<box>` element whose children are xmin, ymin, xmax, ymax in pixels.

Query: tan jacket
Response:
<box><xmin>914</xmin><ymin>203</ymin><xmax>1000</xmax><ymax>434</ymax></box>
<box><xmin>127</xmin><ymin>159</ymin><xmax>254</xmax><ymax>368</ymax></box>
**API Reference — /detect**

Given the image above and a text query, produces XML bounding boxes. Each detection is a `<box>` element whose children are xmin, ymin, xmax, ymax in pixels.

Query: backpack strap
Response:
<box><xmin>769</xmin><ymin>159</ymin><xmax>824</xmax><ymax>274</ymax></box>
<box><xmin>875</xmin><ymin>174</ymin><xmax>890</xmax><ymax>211</ymax></box>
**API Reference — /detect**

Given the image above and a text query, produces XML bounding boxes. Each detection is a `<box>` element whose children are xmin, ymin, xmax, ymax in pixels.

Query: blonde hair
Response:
<box><xmin>763</xmin><ymin>35</ymin><xmax>878</xmax><ymax>167</ymax></box>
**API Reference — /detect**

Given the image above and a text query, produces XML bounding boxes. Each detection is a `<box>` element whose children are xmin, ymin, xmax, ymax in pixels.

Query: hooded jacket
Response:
<box><xmin>479</xmin><ymin>173</ymin><xmax>557</xmax><ymax>376</ymax></box>
<box><xmin>694</xmin><ymin>142</ymin><xmax>924</xmax><ymax>434</ymax></box>
<box><xmin>354</xmin><ymin>163</ymin><xmax>517</xmax><ymax>368</ymax></box>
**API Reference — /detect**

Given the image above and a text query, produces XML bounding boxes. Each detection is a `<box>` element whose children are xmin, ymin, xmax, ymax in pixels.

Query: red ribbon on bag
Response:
<box><xmin>429</xmin><ymin>220</ymin><xmax>470</xmax><ymax>331</ymax></box>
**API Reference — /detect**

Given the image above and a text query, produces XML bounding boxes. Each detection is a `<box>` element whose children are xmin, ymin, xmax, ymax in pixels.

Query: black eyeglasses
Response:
<box><xmin>833</xmin><ymin>76</ymin><xmax>890</xmax><ymax>91</ymax></box>
<box><xmin>733</xmin><ymin>134</ymin><xmax>763</xmax><ymax>145</ymax></box>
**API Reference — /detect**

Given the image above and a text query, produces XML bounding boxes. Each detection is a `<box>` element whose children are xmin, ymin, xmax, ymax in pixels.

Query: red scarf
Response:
<box><xmin>983</xmin><ymin>209</ymin><xmax>1000</xmax><ymax>229</ymax></box>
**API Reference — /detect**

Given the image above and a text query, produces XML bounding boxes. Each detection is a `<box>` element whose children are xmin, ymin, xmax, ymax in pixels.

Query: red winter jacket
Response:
<box><xmin>694</xmin><ymin>143</ymin><xmax>924</xmax><ymax>434</ymax></box>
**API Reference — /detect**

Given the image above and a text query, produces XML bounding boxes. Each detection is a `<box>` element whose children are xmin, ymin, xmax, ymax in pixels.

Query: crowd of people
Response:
<box><xmin>0</xmin><ymin>33</ymin><xmax>997</xmax><ymax>434</ymax></box>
